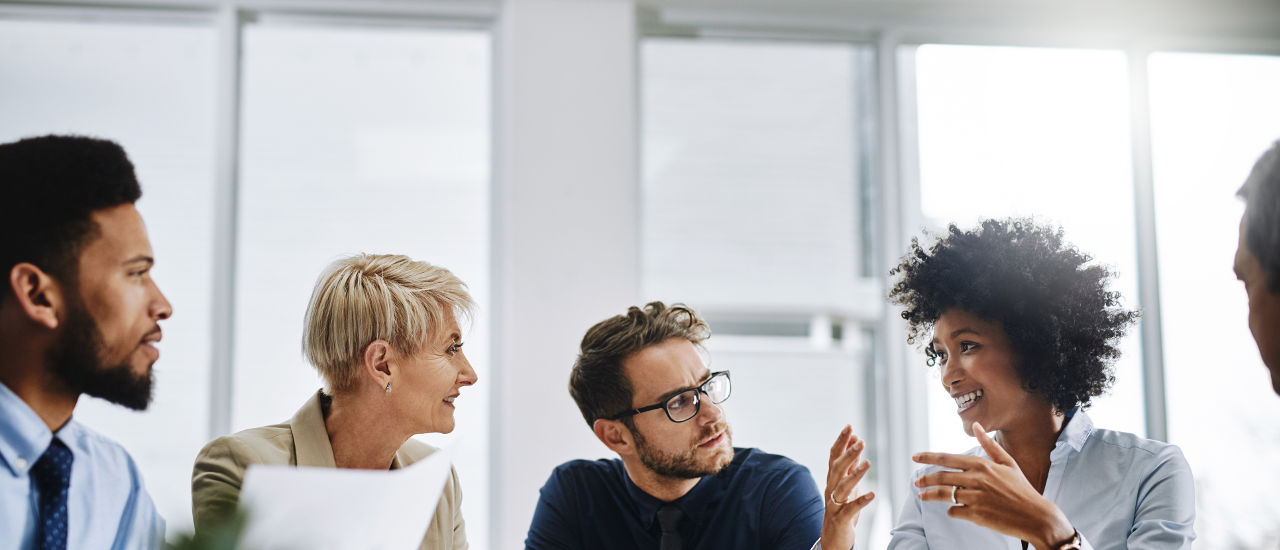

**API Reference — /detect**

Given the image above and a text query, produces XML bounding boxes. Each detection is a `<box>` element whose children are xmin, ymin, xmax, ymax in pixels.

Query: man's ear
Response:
<box><xmin>7</xmin><ymin>263</ymin><xmax>63</xmax><ymax>330</ymax></box>
<box><xmin>593</xmin><ymin>418</ymin><xmax>634</xmax><ymax>454</ymax></box>
<box><xmin>362</xmin><ymin>339</ymin><xmax>394</xmax><ymax>390</ymax></box>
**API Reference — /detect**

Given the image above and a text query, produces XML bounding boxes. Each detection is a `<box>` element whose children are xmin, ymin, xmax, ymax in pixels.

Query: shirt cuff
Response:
<box><xmin>1079</xmin><ymin>532</ymin><xmax>1094</xmax><ymax>550</ymax></box>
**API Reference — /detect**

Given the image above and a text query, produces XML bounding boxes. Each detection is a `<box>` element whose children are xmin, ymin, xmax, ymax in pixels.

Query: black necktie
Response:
<box><xmin>657</xmin><ymin>503</ymin><xmax>683</xmax><ymax>550</ymax></box>
<box><xmin>32</xmin><ymin>438</ymin><xmax>74</xmax><ymax>550</ymax></box>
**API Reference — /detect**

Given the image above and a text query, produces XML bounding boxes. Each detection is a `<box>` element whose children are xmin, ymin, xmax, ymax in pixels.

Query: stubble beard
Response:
<box><xmin>632</xmin><ymin>422</ymin><xmax>734</xmax><ymax>479</ymax></box>
<box><xmin>45</xmin><ymin>292</ymin><xmax>154</xmax><ymax>411</ymax></box>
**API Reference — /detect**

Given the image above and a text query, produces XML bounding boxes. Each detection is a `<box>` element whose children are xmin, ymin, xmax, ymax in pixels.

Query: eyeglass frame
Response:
<box><xmin>606</xmin><ymin>370</ymin><xmax>731</xmax><ymax>423</ymax></box>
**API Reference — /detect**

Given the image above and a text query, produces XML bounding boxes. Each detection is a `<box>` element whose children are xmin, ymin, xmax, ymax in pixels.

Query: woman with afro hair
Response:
<box><xmin>861</xmin><ymin>218</ymin><xmax>1195</xmax><ymax>549</ymax></box>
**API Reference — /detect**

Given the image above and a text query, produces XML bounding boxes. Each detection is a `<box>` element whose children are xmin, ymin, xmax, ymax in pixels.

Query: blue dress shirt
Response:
<box><xmin>0</xmin><ymin>382</ymin><xmax>165</xmax><ymax>549</ymax></box>
<box><xmin>525</xmin><ymin>447</ymin><xmax>824</xmax><ymax>550</ymax></box>
<box><xmin>884</xmin><ymin>410</ymin><xmax>1195</xmax><ymax>550</ymax></box>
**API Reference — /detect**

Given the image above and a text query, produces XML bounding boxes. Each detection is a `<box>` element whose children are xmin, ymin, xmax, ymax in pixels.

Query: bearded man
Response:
<box><xmin>0</xmin><ymin>135</ymin><xmax>172</xmax><ymax>549</ymax></box>
<box><xmin>525</xmin><ymin>302</ymin><xmax>866</xmax><ymax>550</ymax></box>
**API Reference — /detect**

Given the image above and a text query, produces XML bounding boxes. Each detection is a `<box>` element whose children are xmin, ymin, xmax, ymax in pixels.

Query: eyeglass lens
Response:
<box><xmin>665</xmin><ymin>373</ymin><xmax>730</xmax><ymax>422</ymax></box>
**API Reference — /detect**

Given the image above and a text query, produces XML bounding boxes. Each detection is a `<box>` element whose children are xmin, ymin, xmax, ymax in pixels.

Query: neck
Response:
<box><xmin>620</xmin><ymin>458</ymin><xmax>702</xmax><ymax>503</ymax></box>
<box><xmin>994</xmin><ymin>408</ymin><xmax>1066</xmax><ymax>493</ymax></box>
<box><xmin>324</xmin><ymin>390</ymin><xmax>408</xmax><ymax>470</ymax></box>
<box><xmin>0</xmin><ymin>331</ymin><xmax>79</xmax><ymax>433</ymax></box>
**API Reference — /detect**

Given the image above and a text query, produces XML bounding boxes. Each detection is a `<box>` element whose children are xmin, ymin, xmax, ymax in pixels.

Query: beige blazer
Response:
<box><xmin>191</xmin><ymin>390</ymin><xmax>467</xmax><ymax>549</ymax></box>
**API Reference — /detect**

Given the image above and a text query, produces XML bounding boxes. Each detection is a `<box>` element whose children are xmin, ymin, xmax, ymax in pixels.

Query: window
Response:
<box><xmin>0</xmin><ymin>16</ymin><xmax>218</xmax><ymax>534</ymax></box>
<box><xmin>910</xmin><ymin>44</ymin><xmax>1146</xmax><ymax>453</ymax></box>
<box><xmin>1150</xmin><ymin>51</ymin><xmax>1280</xmax><ymax>548</ymax></box>
<box><xmin>0</xmin><ymin>12</ymin><xmax>492</xmax><ymax>543</ymax></box>
<box><xmin>234</xmin><ymin>21</ymin><xmax>492</xmax><ymax>547</ymax></box>
<box><xmin>643</xmin><ymin>38</ymin><xmax>867</xmax><ymax>310</ymax></box>
<box><xmin>642</xmin><ymin>36</ymin><xmax>887</xmax><ymax>544</ymax></box>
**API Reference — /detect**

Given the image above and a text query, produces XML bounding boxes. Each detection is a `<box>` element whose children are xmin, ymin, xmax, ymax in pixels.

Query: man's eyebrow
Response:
<box><xmin>656</xmin><ymin>370</ymin><xmax>713</xmax><ymax>402</ymax></box>
<box><xmin>122</xmin><ymin>255</ymin><xmax>154</xmax><ymax>267</ymax></box>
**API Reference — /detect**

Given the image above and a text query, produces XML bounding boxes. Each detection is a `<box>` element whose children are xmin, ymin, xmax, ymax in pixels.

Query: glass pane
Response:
<box><xmin>0</xmin><ymin>17</ymin><xmax>217</xmax><ymax>536</ymax></box>
<box><xmin>642</xmin><ymin>38</ymin><xmax>864</xmax><ymax>310</ymax></box>
<box><xmin>641</xmin><ymin>37</ymin><xmax>887</xmax><ymax>544</ymax></box>
<box><xmin>911</xmin><ymin>44</ymin><xmax>1145</xmax><ymax>453</ymax></box>
<box><xmin>1150</xmin><ymin>51</ymin><xmax>1280</xmax><ymax>548</ymax></box>
<box><xmin>704</xmin><ymin>332</ymin><xmax>883</xmax><ymax>544</ymax></box>
<box><xmin>234</xmin><ymin>23</ymin><xmax>491</xmax><ymax>547</ymax></box>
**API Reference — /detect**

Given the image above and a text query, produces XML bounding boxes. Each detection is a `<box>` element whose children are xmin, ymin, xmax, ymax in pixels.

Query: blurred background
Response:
<box><xmin>1</xmin><ymin>0</ymin><xmax>1278</xmax><ymax>548</ymax></box>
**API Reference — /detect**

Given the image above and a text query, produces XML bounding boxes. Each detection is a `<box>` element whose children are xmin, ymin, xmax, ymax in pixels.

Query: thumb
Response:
<box><xmin>973</xmin><ymin>422</ymin><xmax>1016</xmax><ymax>466</ymax></box>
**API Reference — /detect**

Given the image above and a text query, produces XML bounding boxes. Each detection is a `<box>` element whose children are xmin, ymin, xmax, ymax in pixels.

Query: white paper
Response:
<box><xmin>237</xmin><ymin>446</ymin><xmax>454</xmax><ymax>550</ymax></box>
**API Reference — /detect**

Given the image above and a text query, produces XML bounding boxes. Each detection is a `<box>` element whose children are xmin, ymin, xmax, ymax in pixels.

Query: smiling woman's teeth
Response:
<box><xmin>954</xmin><ymin>389</ymin><xmax>983</xmax><ymax>409</ymax></box>
<box><xmin>444</xmin><ymin>397</ymin><xmax>456</xmax><ymax>403</ymax></box>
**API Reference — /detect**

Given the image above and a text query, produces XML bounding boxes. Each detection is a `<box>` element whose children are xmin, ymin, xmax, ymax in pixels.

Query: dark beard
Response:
<box><xmin>45</xmin><ymin>294</ymin><xmax>153</xmax><ymax>411</ymax></box>
<box><xmin>631</xmin><ymin>423</ymin><xmax>733</xmax><ymax>479</ymax></box>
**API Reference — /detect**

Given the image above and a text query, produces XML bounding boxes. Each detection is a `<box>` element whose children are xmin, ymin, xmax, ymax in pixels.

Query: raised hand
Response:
<box><xmin>820</xmin><ymin>425</ymin><xmax>875</xmax><ymax>550</ymax></box>
<box><xmin>911</xmin><ymin>422</ymin><xmax>1075</xmax><ymax>550</ymax></box>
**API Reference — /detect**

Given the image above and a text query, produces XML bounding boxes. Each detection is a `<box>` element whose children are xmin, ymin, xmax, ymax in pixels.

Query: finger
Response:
<box><xmin>835</xmin><ymin>491</ymin><xmax>876</xmax><ymax>520</ymax></box>
<box><xmin>916</xmin><ymin>485</ymin><xmax>965</xmax><ymax>505</ymax></box>
<box><xmin>827</xmin><ymin>438</ymin><xmax>865</xmax><ymax>500</ymax></box>
<box><xmin>825</xmin><ymin>426</ymin><xmax>853</xmax><ymax>493</ymax></box>
<box><xmin>831</xmin><ymin>459</ymin><xmax>871</xmax><ymax>502</ymax></box>
<box><xmin>913</xmin><ymin>470</ymin><xmax>975</xmax><ymax>489</ymax></box>
<box><xmin>833</xmin><ymin>435</ymin><xmax>865</xmax><ymax>477</ymax></box>
<box><xmin>973</xmin><ymin>422</ymin><xmax>1016</xmax><ymax>467</ymax></box>
<box><xmin>945</xmin><ymin>502</ymin><xmax>977</xmax><ymax>521</ymax></box>
<box><xmin>912</xmin><ymin>451</ymin><xmax>986</xmax><ymax>470</ymax></box>
<box><xmin>828</xmin><ymin>425</ymin><xmax>852</xmax><ymax>466</ymax></box>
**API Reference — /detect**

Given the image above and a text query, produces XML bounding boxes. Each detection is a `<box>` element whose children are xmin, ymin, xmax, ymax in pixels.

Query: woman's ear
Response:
<box><xmin>593</xmin><ymin>418</ymin><xmax>634</xmax><ymax>455</ymax></box>
<box><xmin>362</xmin><ymin>339</ymin><xmax>394</xmax><ymax>389</ymax></box>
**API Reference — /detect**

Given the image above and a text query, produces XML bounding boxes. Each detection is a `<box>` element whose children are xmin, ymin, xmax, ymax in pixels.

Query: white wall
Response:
<box><xmin>493</xmin><ymin>1</ymin><xmax>640</xmax><ymax>547</ymax></box>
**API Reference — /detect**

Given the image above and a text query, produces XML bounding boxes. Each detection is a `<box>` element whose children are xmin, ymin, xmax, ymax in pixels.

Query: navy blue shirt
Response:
<box><xmin>525</xmin><ymin>447</ymin><xmax>824</xmax><ymax>550</ymax></box>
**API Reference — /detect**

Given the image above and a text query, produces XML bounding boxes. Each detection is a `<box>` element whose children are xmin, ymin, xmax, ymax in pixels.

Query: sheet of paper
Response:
<box><xmin>237</xmin><ymin>445</ymin><xmax>454</xmax><ymax>550</ymax></box>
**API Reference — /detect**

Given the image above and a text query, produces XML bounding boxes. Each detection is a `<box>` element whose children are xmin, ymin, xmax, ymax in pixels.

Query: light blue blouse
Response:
<box><xmin>888</xmin><ymin>410</ymin><xmax>1195</xmax><ymax>550</ymax></box>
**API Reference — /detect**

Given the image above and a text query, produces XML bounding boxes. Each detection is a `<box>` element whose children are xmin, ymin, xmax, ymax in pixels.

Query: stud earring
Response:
<box><xmin>385</xmin><ymin>382</ymin><xmax>392</xmax><ymax>394</ymax></box>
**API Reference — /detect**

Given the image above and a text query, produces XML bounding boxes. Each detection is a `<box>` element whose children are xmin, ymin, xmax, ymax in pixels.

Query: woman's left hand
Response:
<box><xmin>912</xmin><ymin>422</ymin><xmax>1076</xmax><ymax>549</ymax></box>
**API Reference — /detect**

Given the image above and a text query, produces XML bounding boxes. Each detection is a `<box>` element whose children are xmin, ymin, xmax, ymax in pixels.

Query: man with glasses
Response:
<box><xmin>525</xmin><ymin>302</ymin><xmax>869</xmax><ymax>549</ymax></box>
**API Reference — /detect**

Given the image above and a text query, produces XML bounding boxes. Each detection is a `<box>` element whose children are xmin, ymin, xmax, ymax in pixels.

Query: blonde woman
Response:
<box><xmin>191</xmin><ymin>254</ymin><xmax>476</xmax><ymax>549</ymax></box>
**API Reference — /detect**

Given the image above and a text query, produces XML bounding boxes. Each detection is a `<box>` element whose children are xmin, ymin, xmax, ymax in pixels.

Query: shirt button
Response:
<box><xmin>14</xmin><ymin>458</ymin><xmax>27</xmax><ymax>470</ymax></box>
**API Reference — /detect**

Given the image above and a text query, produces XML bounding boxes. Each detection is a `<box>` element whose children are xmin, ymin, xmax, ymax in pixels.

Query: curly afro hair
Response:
<box><xmin>888</xmin><ymin>218</ymin><xmax>1139</xmax><ymax>412</ymax></box>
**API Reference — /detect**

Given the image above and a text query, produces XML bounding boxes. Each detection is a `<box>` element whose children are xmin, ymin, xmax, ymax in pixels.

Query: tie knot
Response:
<box><xmin>32</xmin><ymin>438</ymin><xmax>73</xmax><ymax>491</ymax></box>
<box><xmin>656</xmin><ymin>503</ymin><xmax>683</xmax><ymax>533</ymax></box>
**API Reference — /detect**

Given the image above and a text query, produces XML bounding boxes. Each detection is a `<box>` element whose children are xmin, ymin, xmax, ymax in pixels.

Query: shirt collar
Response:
<box><xmin>0</xmin><ymin>381</ymin><xmax>55</xmax><ymax>477</ymax></box>
<box><xmin>1050</xmin><ymin>408</ymin><xmax>1094</xmax><ymax>461</ymax></box>
<box><xmin>625</xmin><ymin>451</ymin><xmax>732</xmax><ymax>530</ymax></box>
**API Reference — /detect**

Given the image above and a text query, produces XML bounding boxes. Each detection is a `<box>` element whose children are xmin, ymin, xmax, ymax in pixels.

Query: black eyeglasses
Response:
<box><xmin>608</xmin><ymin>371</ymin><xmax>731</xmax><ymax>423</ymax></box>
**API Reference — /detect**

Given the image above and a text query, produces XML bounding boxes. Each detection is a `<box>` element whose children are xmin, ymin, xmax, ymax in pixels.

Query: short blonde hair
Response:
<box><xmin>303</xmin><ymin>253</ymin><xmax>474</xmax><ymax>394</ymax></box>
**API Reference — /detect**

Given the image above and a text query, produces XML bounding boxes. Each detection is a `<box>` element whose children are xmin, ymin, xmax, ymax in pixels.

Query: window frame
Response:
<box><xmin>641</xmin><ymin>8</ymin><xmax>1280</xmax><ymax>530</ymax></box>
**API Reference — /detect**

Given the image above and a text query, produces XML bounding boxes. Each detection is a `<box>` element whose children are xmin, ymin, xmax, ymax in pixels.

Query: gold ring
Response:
<box><xmin>830</xmin><ymin>491</ymin><xmax>851</xmax><ymax>506</ymax></box>
<box><xmin>950</xmin><ymin>485</ymin><xmax>959</xmax><ymax>505</ymax></box>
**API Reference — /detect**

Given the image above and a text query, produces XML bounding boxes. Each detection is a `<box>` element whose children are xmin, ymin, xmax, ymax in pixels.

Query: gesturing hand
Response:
<box><xmin>912</xmin><ymin>422</ymin><xmax>1075</xmax><ymax>550</ymax></box>
<box><xmin>820</xmin><ymin>425</ymin><xmax>875</xmax><ymax>550</ymax></box>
